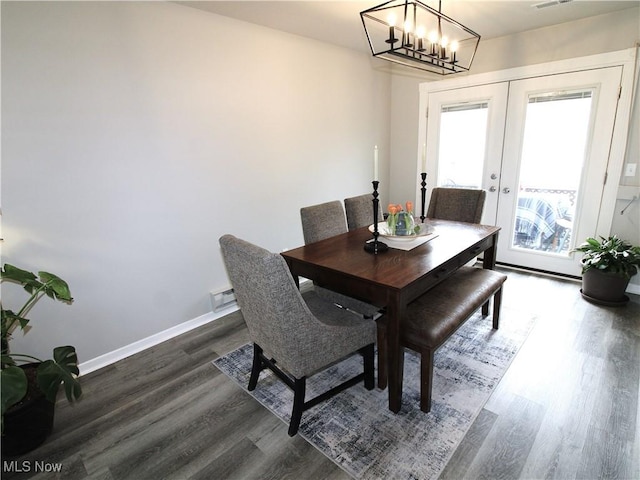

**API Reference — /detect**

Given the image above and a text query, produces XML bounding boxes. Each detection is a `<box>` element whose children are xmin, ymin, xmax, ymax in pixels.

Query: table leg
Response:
<box><xmin>386</xmin><ymin>297</ymin><xmax>405</xmax><ymax>413</ymax></box>
<box><xmin>483</xmin><ymin>232</ymin><xmax>499</xmax><ymax>270</ymax></box>
<box><xmin>284</xmin><ymin>258</ymin><xmax>301</xmax><ymax>288</ymax></box>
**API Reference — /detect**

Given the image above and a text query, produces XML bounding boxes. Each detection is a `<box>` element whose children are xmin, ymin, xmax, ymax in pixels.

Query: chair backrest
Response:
<box><xmin>219</xmin><ymin>234</ymin><xmax>319</xmax><ymax>376</ymax></box>
<box><xmin>344</xmin><ymin>194</ymin><xmax>383</xmax><ymax>231</ymax></box>
<box><xmin>300</xmin><ymin>200</ymin><xmax>348</xmax><ymax>244</ymax></box>
<box><xmin>426</xmin><ymin>187</ymin><xmax>486</xmax><ymax>223</ymax></box>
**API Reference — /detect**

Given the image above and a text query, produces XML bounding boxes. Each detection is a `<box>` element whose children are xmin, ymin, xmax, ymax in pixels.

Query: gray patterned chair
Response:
<box><xmin>344</xmin><ymin>193</ymin><xmax>384</xmax><ymax>231</ymax></box>
<box><xmin>427</xmin><ymin>187</ymin><xmax>487</xmax><ymax>223</ymax></box>
<box><xmin>300</xmin><ymin>200</ymin><xmax>347</xmax><ymax>245</ymax></box>
<box><xmin>219</xmin><ymin>234</ymin><xmax>376</xmax><ymax>436</ymax></box>
<box><xmin>300</xmin><ymin>201</ymin><xmax>381</xmax><ymax>319</ymax></box>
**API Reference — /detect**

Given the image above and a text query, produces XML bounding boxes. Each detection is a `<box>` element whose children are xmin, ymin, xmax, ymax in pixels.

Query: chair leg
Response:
<box><xmin>492</xmin><ymin>287</ymin><xmax>502</xmax><ymax>330</ymax></box>
<box><xmin>420</xmin><ymin>348</ymin><xmax>435</xmax><ymax>413</ymax></box>
<box><xmin>376</xmin><ymin>318</ymin><xmax>388</xmax><ymax>389</ymax></box>
<box><xmin>248</xmin><ymin>343</ymin><xmax>263</xmax><ymax>391</ymax></box>
<box><xmin>288</xmin><ymin>377</ymin><xmax>306</xmax><ymax>436</ymax></box>
<box><xmin>361</xmin><ymin>344</ymin><xmax>375</xmax><ymax>390</ymax></box>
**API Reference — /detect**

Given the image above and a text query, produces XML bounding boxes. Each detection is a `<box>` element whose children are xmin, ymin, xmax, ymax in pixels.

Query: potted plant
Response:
<box><xmin>1</xmin><ymin>264</ymin><xmax>82</xmax><ymax>456</ymax></box>
<box><xmin>573</xmin><ymin>235</ymin><xmax>640</xmax><ymax>306</ymax></box>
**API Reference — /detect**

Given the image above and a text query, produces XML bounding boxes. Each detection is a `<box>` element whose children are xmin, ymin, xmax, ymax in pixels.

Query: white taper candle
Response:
<box><xmin>374</xmin><ymin>145</ymin><xmax>379</xmax><ymax>181</ymax></box>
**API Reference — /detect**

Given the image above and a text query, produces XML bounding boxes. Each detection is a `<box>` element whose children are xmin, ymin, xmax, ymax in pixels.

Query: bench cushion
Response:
<box><xmin>402</xmin><ymin>267</ymin><xmax>507</xmax><ymax>350</ymax></box>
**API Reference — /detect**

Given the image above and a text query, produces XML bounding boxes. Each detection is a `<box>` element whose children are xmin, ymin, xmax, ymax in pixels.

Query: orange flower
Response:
<box><xmin>388</xmin><ymin>205</ymin><xmax>399</xmax><ymax>215</ymax></box>
<box><xmin>406</xmin><ymin>201</ymin><xmax>413</xmax><ymax>213</ymax></box>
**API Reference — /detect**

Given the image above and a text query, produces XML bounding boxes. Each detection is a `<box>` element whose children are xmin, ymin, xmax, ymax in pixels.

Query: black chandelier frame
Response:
<box><xmin>360</xmin><ymin>0</ymin><xmax>481</xmax><ymax>75</ymax></box>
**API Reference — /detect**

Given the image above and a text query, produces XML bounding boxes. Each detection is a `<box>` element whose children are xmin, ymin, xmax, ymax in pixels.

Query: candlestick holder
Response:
<box><xmin>420</xmin><ymin>172</ymin><xmax>427</xmax><ymax>223</ymax></box>
<box><xmin>364</xmin><ymin>180</ymin><xmax>388</xmax><ymax>254</ymax></box>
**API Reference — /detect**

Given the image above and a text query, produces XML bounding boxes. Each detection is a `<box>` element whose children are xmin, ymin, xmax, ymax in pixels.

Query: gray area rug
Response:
<box><xmin>214</xmin><ymin>311</ymin><xmax>534</xmax><ymax>479</ymax></box>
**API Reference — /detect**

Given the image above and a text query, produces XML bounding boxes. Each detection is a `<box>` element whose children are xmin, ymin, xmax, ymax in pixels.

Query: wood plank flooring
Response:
<box><xmin>2</xmin><ymin>268</ymin><xmax>639</xmax><ymax>479</ymax></box>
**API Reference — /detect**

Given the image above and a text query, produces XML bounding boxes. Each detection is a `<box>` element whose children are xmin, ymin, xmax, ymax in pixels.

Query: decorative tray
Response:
<box><xmin>368</xmin><ymin>222</ymin><xmax>434</xmax><ymax>241</ymax></box>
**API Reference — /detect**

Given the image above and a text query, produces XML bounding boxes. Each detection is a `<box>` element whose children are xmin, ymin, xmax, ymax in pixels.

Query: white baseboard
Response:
<box><xmin>78</xmin><ymin>277</ymin><xmax>636</xmax><ymax>376</ymax></box>
<box><xmin>78</xmin><ymin>279</ymin><xmax>314</xmax><ymax>376</ymax></box>
<box><xmin>78</xmin><ymin>304</ymin><xmax>240</xmax><ymax>376</ymax></box>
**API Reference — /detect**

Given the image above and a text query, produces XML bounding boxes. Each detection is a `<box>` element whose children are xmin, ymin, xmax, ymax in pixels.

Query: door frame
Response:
<box><xmin>416</xmin><ymin>48</ymin><xmax>636</xmax><ymax>244</ymax></box>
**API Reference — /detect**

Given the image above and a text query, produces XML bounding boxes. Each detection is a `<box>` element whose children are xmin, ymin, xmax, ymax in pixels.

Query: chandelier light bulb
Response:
<box><xmin>440</xmin><ymin>36</ymin><xmax>449</xmax><ymax>48</ymax></box>
<box><xmin>415</xmin><ymin>25</ymin><xmax>426</xmax><ymax>51</ymax></box>
<box><xmin>428</xmin><ymin>30</ymin><xmax>439</xmax><ymax>43</ymax></box>
<box><xmin>387</xmin><ymin>12</ymin><xmax>397</xmax><ymax>27</ymax></box>
<box><xmin>450</xmin><ymin>40</ymin><xmax>459</xmax><ymax>62</ymax></box>
<box><xmin>404</xmin><ymin>20</ymin><xmax>413</xmax><ymax>33</ymax></box>
<box><xmin>403</xmin><ymin>19</ymin><xmax>414</xmax><ymax>48</ymax></box>
<box><xmin>386</xmin><ymin>12</ymin><xmax>398</xmax><ymax>44</ymax></box>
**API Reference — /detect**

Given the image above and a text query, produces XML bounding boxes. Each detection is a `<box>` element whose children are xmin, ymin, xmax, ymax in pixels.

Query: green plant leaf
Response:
<box><xmin>1</xmin><ymin>309</ymin><xmax>30</xmax><ymax>332</ymax></box>
<box><xmin>36</xmin><ymin>346</ymin><xmax>82</xmax><ymax>403</ymax></box>
<box><xmin>1</xmin><ymin>264</ymin><xmax>43</xmax><ymax>294</ymax></box>
<box><xmin>572</xmin><ymin>235</ymin><xmax>640</xmax><ymax>277</ymax></box>
<box><xmin>1</xmin><ymin>353</ymin><xmax>17</xmax><ymax>368</ymax></box>
<box><xmin>1</xmin><ymin>366</ymin><xmax>28</xmax><ymax>431</ymax></box>
<box><xmin>38</xmin><ymin>272</ymin><xmax>73</xmax><ymax>303</ymax></box>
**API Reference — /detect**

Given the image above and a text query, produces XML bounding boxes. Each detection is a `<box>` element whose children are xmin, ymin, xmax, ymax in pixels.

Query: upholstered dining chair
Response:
<box><xmin>300</xmin><ymin>201</ymin><xmax>381</xmax><ymax>319</ymax></box>
<box><xmin>344</xmin><ymin>193</ymin><xmax>384</xmax><ymax>232</ymax></box>
<box><xmin>427</xmin><ymin>187</ymin><xmax>487</xmax><ymax>223</ymax></box>
<box><xmin>300</xmin><ymin>200</ymin><xmax>347</xmax><ymax>245</ymax></box>
<box><xmin>219</xmin><ymin>234</ymin><xmax>375</xmax><ymax>436</ymax></box>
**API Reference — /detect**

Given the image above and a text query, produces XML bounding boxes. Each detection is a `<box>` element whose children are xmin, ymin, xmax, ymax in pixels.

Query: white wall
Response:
<box><xmin>3</xmin><ymin>2</ymin><xmax>639</xmax><ymax>371</ymax></box>
<box><xmin>388</xmin><ymin>6</ymin><xmax>640</xmax><ymax>288</ymax></box>
<box><xmin>1</xmin><ymin>1</ymin><xmax>391</xmax><ymax>367</ymax></box>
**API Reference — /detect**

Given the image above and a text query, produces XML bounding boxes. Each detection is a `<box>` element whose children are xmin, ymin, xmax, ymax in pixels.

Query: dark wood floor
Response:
<box><xmin>3</xmin><ymin>268</ymin><xmax>639</xmax><ymax>479</ymax></box>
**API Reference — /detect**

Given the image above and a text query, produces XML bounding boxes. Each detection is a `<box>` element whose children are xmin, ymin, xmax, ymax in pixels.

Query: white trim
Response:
<box><xmin>78</xmin><ymin>305</ymin><xmax>239</xmax><ymax>376</ymax></box>
<box><xmin>418</xmin><ymin>48</ymin><xmax>636</xmax><ymax>95</ymax></box>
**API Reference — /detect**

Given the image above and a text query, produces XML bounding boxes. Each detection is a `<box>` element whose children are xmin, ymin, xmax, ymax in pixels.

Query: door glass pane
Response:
<box><xmin>438</xmin><ymin>102</ymin><xmax>488</xmax><ymax>188</ymax></box>
<box><xmin>513</xmin><ymin>91</ymin><xmax>593</xmax><ymax>256</ymax></box>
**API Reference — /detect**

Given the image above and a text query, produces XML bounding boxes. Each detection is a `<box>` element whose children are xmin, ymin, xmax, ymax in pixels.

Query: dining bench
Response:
<box><xmin>377</xmin><ymin>266</ymin><xmax>507</xmax><ymax>413</ymax></box>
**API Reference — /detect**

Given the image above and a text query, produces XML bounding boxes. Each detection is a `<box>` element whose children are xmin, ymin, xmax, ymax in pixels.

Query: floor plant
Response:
<box><xmin>1</xmin><ymin>263</ymin><xmax>82</xmax><ymax>455</ymax></box>
<box><xmin>573</xmin><ymin>235</ymin><xmax>640</xmax><ymax>305</ymax></box>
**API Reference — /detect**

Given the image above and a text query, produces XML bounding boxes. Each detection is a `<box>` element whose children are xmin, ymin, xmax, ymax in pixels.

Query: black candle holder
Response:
<box><xmin>364</xmin><ymin>180</ymin><xmax>388</xmax><ymax>254</ymax></box>
<box><xmin>420</xmin><ymin>172</ymin><xmax>427</xmax><ymax>223</ymax></box>
<box><xmin>386</xmin><ymin>26</ymin><xmax>398</xmax><ymax>45</ymax></box>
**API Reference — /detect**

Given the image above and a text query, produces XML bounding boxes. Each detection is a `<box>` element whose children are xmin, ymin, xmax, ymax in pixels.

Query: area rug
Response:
<box><xmin>213</xmin><ymin>310</ymin><xmax>535</xmax><ymax>479</ymax></box>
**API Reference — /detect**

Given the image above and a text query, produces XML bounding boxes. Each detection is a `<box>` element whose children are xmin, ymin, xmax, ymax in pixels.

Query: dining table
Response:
<box><xmin>281</xmin><ymin>219</ymin><xmax>501</xmax><ymax>413</ymax></box>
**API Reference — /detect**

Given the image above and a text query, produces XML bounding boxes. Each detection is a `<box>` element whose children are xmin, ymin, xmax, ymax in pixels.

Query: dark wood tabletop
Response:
<box><xmin>281</xmin><ymin>219</ymin><xmax>501</xmax><ymax>412</ymax></box>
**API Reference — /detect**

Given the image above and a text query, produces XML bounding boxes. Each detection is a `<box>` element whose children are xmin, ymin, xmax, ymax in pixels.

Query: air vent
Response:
<box><xmin>210</xmin><ymin>288</ymin><xmax>237</xmax><ymax>312</ymax></box>
<box><xmin>534</xmin><ymin>0</ymin><xmax>573</xmax><ymax>9</ymax></box>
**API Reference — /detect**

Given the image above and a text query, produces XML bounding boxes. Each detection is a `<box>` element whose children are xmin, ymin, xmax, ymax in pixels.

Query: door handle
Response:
<box><xmin>503</xmin><ymin>187</ymin><xmax>511</xmax><ymax>194</ymax></box>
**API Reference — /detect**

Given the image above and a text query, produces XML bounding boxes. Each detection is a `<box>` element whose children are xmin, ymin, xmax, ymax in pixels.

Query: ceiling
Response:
<box><xmin>177</xmin><ymin>1</ymin><xmax>639</xmax><ymax>54</ymax></box>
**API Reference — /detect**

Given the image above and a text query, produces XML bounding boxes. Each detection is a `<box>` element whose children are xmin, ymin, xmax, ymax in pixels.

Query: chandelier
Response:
<box><xmin>360</xmin><ymin>0</ymin><xmax>481</xmax><ymax>75</ymax></box>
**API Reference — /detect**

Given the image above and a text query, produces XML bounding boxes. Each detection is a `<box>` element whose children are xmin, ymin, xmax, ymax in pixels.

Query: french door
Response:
<box><xmin>424</xmin><ymin>67</ymin><xmax>623</xmax><ymax>276</ymax></box>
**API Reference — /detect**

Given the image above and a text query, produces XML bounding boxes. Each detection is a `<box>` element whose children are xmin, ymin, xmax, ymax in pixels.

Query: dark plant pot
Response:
<box><xmin>581</xmin><ymin>268</ymin><xmax>631</xmax><ymax>306</ymax></box>
<box><xmin>2</xmin><ymin>364</ymin><xmax>56</xmax><ymax>457</ymax></box>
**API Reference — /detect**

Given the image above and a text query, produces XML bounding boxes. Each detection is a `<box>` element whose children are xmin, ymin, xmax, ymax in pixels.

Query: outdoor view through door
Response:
<box><xmin>514</xmin><ymin>91</ymin><xmax>592</xmax><ymax>256</ymax></box>
<box><xmin>424</xmin><ymin>65</ymin><xmax>624</xmax><ymax>276</ymax></box>
<box><xmin>436</xmin><ymin>91</ymin><xmax>593</xmax><ymax>256</ymax></box>
<box><xmin>437</xmin><ymin>103</ymin><xmax>488</xmax><ymax>189</ymax></box>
